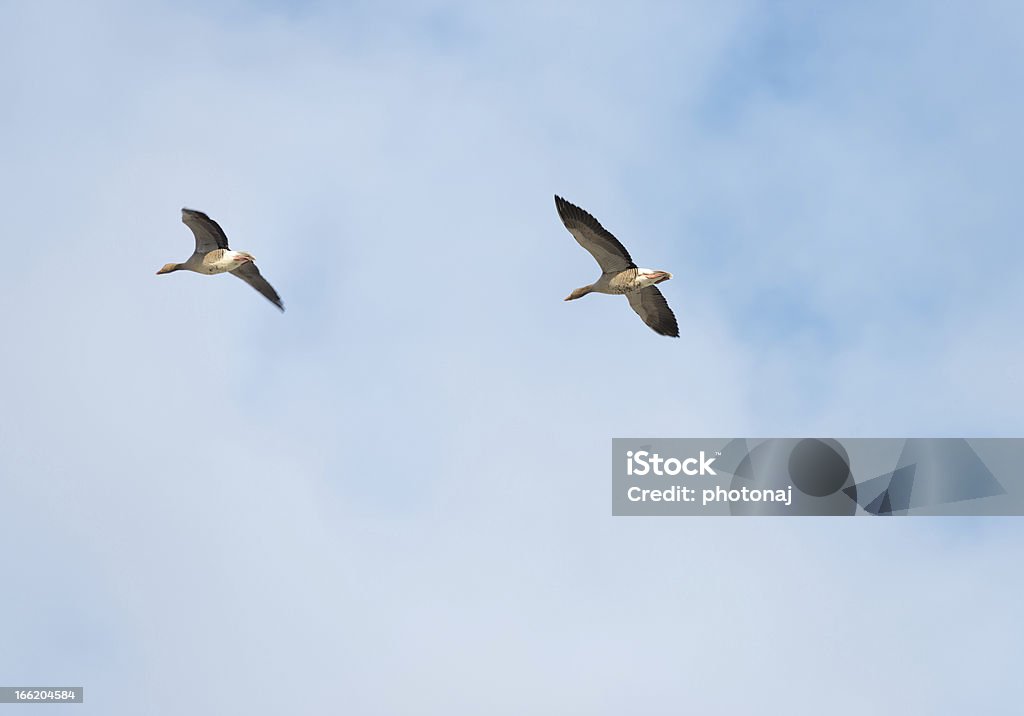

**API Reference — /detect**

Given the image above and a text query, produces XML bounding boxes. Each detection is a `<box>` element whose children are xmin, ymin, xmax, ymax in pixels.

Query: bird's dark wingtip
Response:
<box><xmin>652</xmin><ymin>322</ymin><xmax>680</xmax><ymax>337</ymax></box>
<box><xmin>554</xmin><ymin>195</ymin><xmax>573</xmax><ymax>221</ymax></box>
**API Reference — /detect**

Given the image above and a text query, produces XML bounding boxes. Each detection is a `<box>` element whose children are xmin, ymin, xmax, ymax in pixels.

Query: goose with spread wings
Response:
<box><xmin>555</xmin><ymin>196</ymin><xmax>677</xmax><ymax>337</ymax></box>
<box><xmin>156</xmin><ymin>208</ymin><xmax>284</xmax><ymax>311</ymax></box>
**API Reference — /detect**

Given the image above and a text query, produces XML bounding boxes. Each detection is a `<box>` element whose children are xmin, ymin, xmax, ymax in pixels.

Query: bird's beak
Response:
<box><xmin>653</xmin><ymin>271</ymin><xmax>672</xmax><ymax>284</ymax></box>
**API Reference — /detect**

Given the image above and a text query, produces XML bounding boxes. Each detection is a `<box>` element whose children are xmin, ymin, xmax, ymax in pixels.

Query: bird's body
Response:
<box><xmin>164</xmin><ymin>248</ymin><xmax>254</xmax><ymax>275</ymax></box>
<box><xmin>591</xmin><ymin>267</ymin><xmax>672</xmax><ymax>294</ymax></box>
<box><xmin>555</xmin><ymin>196</ymin><xmax>678</xmax><ymax>337</ymax></box>
<box><xmin>157</xmin><ymin>208</ymin><xmax>284</xmax><ymax>311</ymax></box>
<box><xmin>197</xmin><ymin>249</ymin><xmax>256</xmax><ymax>274</ymax></box>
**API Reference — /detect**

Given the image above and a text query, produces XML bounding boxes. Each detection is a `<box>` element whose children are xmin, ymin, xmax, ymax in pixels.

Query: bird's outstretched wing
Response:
<box><xmin>182</xmin><ymin>208</ymin><xmax>230</xmax><ymax>255</ymax></box>
<box><xmin>555</xmin><ymin>195</ymin><xmax>636</xmax><ymax>274</ymax></box>
<box><xmin>231</xmin><ymin>262</ymin><xmax>284</xmax><ymax>311</ymax></box>
<box><xmin>626</xmin><ymin>286</ymin><xmax>678</xmax><ymax>337</ymax></box>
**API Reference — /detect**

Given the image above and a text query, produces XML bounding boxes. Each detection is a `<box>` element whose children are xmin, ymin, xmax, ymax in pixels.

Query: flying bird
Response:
<box><xmin>157</xmin><ymin>208</ymin><xmax>284</xmax><ymax>311</ymax></box>
<box><xmin>555</xmin><ymin>195</ymin><xmax>678</xmax><ymax>337</ymax></box>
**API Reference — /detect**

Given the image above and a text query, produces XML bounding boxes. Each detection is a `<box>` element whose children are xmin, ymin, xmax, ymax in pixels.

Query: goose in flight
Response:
<box><xmin>555</xmin><ymin>196</ymin><xmax>678</xmax><ymax>337</ymax></box>
<box><xmin>157</xmin><ymin>208</ymin><xmax>284</xmax><ymax>311</ymax></box>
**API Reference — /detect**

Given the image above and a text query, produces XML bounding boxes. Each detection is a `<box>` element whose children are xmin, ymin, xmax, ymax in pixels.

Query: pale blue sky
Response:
<box><xmin>1</xmin><ymin>1</ymin><xmax>1022</xmax><ymax>713</ymax></box>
